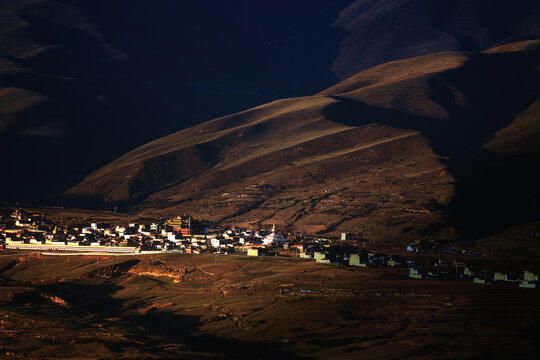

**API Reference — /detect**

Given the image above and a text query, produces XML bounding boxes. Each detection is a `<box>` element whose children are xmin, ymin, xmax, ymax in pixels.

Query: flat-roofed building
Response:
<box><xmin>409</xmin><ymin>268</ymin><xmax>422</xmax><ymax>279</ymax></box>
<box><xmin>349</xmin><ymin>254</ymin><xmax>367</xmax><ymax>267</ymax></box>
<box><xmin>524</xmin><ymin>271</ymin><xmax>538</xmax><ymax>281</ymax></box>
<box><xmin>519</xmin><ymin>281</ymin><xmax>536</xmax><ymax>289</ymax></box>
<box><xmin>247</xmin><ymin>247</ymin><xmax>267</xmax><ymax>257</ymax></box>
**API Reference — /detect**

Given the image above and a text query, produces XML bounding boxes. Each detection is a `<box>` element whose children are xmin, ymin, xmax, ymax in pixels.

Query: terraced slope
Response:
<box><xmin>67</xmin><ymin>41</ymin><xmax>540</xmax><ymax>240</ymax></box>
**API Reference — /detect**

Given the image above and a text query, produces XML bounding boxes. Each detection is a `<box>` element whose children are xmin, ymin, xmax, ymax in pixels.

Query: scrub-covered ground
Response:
<box><xmin>0</xmin><ymin>252</ymin><xmax>539</xmax><ymax>359</ymax></box>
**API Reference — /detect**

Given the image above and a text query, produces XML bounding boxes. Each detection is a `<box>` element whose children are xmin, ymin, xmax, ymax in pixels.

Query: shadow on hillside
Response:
<box><xmin>8</xmin><ymin>281</ymin><xmax>311</xmax><ymax>359</ymax></box>
<box><xmin>0</xmin><ymin>0</ymin><xmax>352</xmax><ymax>203</ymax></box>
<box><xmin>0</xmin><ymin>12</ymin><xmax>183</xmax><ymax>202</ymax></box>
<box><xmin>322</xmin><ymin>48</ymin><xmax>540</xmax><ymax>239</ymax></box>
<box><xmin>0</xmin><ymin>260</ymin><xmax>19</xmax><ymax>276</ymax></box>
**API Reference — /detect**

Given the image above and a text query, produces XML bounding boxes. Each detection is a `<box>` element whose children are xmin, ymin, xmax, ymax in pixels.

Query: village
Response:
<box><xmin>0</xmin><ymin>208</ymin><xmax>537</xmax><ymax>289</ymax></box>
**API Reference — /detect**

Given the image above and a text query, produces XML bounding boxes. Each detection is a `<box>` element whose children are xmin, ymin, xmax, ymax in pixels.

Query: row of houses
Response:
<box><xmin>282</xmin><ymin>242</ymin><xmax>538</xmax><ymax>290</ymax></box>
<box><xmin>296</xmin><ymin>246</ymin><xmax>399</xmax><ymax>268</ymax></box>
<box><xmin>406</xmin><ymin>259</ymin><xmax>537</xmax><ymax>288</ymax></box>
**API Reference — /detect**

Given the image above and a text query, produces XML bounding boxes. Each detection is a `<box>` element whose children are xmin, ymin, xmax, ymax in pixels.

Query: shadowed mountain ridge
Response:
<box><xmin>2</xmin><ymin>0</ymin><xmax>540</xmax><ymax>200</ymax></box>
<box><xmin>67</xmin><ymin>40</ymin><xmax>540</xmax><ymax>240</ymax></box>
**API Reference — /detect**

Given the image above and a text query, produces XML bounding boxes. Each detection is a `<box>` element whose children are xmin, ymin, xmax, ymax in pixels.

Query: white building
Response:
<box><xmin>262</xmin><ymin>225</ymin><xmax>287</xmax><ymax>246</ymax></box>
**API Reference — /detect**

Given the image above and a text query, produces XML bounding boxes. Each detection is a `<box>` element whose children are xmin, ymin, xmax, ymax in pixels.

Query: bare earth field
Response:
<box><xmin>1</xmin><ymin>252</ymin><xmax>539</xmax><ymax>359</ymax></box>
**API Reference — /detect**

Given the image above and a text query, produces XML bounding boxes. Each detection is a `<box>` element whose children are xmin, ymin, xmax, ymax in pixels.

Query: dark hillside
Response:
<box><xmin>67</xmin><ymin>41</ymin><xmax>540</xmax><ymax>241</ymax></box>
<box><xmin>1</xmin><ymin>0</ymin><xmax>539</xmax><ymax>200</ymax></box>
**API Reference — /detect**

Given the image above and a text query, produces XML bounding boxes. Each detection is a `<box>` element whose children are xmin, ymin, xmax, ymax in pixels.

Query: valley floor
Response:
<box><xmin>0</xmin><ymin>252</ymin><xmax>539</xmax><ymax>359</ymax></box>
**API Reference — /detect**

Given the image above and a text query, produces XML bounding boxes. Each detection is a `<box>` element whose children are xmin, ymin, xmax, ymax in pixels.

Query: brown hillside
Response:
<box><xmin>67</xmin><ymin>40</ymin><xmax>540</xmax><ymax>241</ymax></box>
<box><xmin>2</xmin><ymin>0</ymin><xmax>540</xmax><ymax>201</ymax></box>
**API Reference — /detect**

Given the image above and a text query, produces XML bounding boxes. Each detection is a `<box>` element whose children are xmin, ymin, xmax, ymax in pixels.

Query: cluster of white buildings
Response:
<box><xmin>0</xmin><ymin>209</ymin><xmax>295</xmax><ymax>255</ymax></box>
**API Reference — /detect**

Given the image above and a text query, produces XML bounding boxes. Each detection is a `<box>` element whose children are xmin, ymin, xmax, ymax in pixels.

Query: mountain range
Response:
<box><xmin>67</xmin><ymin>40</ymin><xmax>540</xmax><ymax>240</ymax></box>
<box><xmin>2</xmin><ymin>0</ymin><xmax>540</xmax><ymax>202</ymax></box>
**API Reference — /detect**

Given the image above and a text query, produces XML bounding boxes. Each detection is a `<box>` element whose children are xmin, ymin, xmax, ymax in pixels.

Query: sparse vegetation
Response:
<box><xmin>1</xmin><ymin>253</ymin><xmax>539</xmax><ymax>359</ymax></box>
